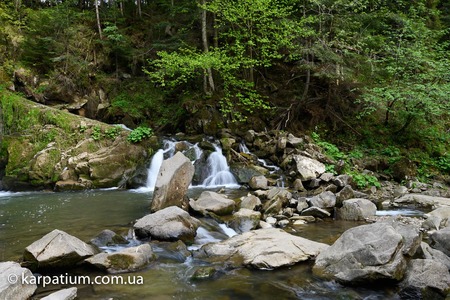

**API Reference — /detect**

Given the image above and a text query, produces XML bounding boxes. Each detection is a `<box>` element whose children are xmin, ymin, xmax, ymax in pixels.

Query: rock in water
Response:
<box><xmin>150</xmin><ymin>152</ymin><xmax>195</xmax><ymax>212</ymax></box>
<box><xmin>337</xmin><ymin>198</ymin><xmax>377</xmax><ymax>221</ymax></box>
<box><xmin>23</xmin><ymin>229</ymin><xmax>97</xmax><ymax>271</ymax></box>
<box><xmin>85</xmin><ymin>244</ymin><xmax>155</xmax><ymax>273</ymax></box>
<box><xmin>134</xmin><ymin>206</ymin><xmax>200</xmax><ymax>244</ymax></box>
<box><xmin>0</xmin><ymin>262</ymin><xmax>37</xmax><ymax>300</ymax></box>
<box><xmin>189</xmin><ymin>191</ymin><xmax>236</xmax><ymax>216</ymax></box>
<box><xmin>313</xmin><ymin>220</ymin><xmax>422</xmax><ymax>285</ymax></box>
<box><xmin>41</xmin><ymin>287</ymin><xmax>77</xmax><ymax>300</ymax></box>
<box><xmin>195</xmin><ymin>228</ymin><xmax>328</xmax><ymax>269</ymax></box>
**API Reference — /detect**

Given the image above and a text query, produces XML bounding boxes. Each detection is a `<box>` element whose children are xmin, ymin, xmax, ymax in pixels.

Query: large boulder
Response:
<box><xmin>189</xmin><ymin>191</ymin><xmax>235</xmax><ymax>216</ymax></box>
<box><xmin>89</xmin><ymin>229</ymin><xmax>128</xmax><ymax>248</ymax></box>
<box><xmin>195</xmin><ymin>228</ymin><xmax>329</xmax><ymax>269</ymax></box>
<box><xmin>292</xmin><ymin>155</ymin><xmax>326</xmax><ymax>181</ymax></box>
<box><xmin>337</xmin><ymin>198</ymin><xmax>377</xmax><ymax>221</ymax></box>
<box><xmin>150</xmin><ymin>152</ymin><xmax>195</xmax><ymax>212</ymax></box>
<box><xmin>399</xmin><ymin>259</ymin><xmax>450</xmax><ymax>300</ymax></box>
<box><xmin>248</xmin><ymin>175</ymin><xmax>268</xmax><ymax>190</ymax></box>
<box><xmin>422</xmin><ymin>206</ymin><xmax>450</xmax><ymax>231</ymax></box>
<box><xmin>240</xmin><ymin>194</ymin><xmax>262</xmax><ymax>210</ymax></box>
<box><xmin>134</xmin><ymin>206</ymin><xmax>200</xmax><ymax>243</ymax></box>
<box><xmin>417</xmin><ymin>242</ymin><xmax>450</xmax><ymax>270</ymax></box>
<box><xmin>85</xmin><ymin>244</ymin><xmax>155</xmax><ymax>273</ymax></box>
<box><xmin>0</xmin><ymin>262</ymin><xmax>37</xmax><ymax>300</ymax></box>
<box><xmin>429</xmin><ymin>227</ymin><xmax>450</xmax><ymax>256</ymax></box>
<box><xmin>309</xmin><ymin>191</ymin><xmax>336</xmax><ymax>209</ymax></box>
<box><xmin>23</xmin><ymin>229</ymin><xmax>97</xmax><ymax>270</ymax></box>
<box><xmin>228</xmin><ymin>208</ymin><xmax>261</xmax><ymax>233</ymax></box>
<box><xmin>313</xmin><ymin>219</ymin><xmax>422</xmax><ymax>285</ymax></box>
<box><xmin>394</xmin><ymin>194</ymin><xmax>450</xmax><ymax>209</ymax></box>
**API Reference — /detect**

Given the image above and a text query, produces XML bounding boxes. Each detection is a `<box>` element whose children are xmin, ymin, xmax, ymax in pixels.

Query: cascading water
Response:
<box><xmin>201</xmin><ymin>144</ymin><xmax>238</xmax><ymax>187</ymax></box>
<box><xmin>140</xmin><ymin>138</ymin><xmax>238</xmax><ymax>190</ymax></box>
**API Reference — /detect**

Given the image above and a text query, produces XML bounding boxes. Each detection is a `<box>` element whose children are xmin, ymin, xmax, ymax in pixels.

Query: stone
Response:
<box><xmin>301</xmin><ymin>207</ymin><xmax>331</xmax><ymax>218</ymax></box>
<box><xmin>249</xmin><ymin>175</ymin><xmax>268</xmax><ymax>190</ymax></box>
<box><xmin>417</xmin><ymin>242</ymin><xmax>450</xmax><ymax>270</ymax></box>
<box><xmin>296</xmin><ymin>197</ymin><xmax>309</xmax><ymax>213</ymax></box>
<box><xmin>195</xmin><ymin>228</ymin><xmax>328</xmax><ymax>269</ymax></box>
<box><xmin>134</xmin><ymin>206</ymin><xmax>200</xmax><ymax>243</ymax></box>
<box><xmin>395</xmin><ymin>194</ymin><xmax>449</xmax><ymax>209</ymax></box>
<box><xmin>85</xmin><ymin>244</ymin><xmax>155</xmax><ymax>273</ymax></box>
<box><xmin>422</xmin><ymin>207</ymin><xmax>450</xmax><ymax>231</ymax></box>
<box><xmin>335</xmin><ymin>185</ymin><xmax>355</xmax><ymax>207</ymax></box>
<box><xmin>41</xmin><ymin>287</ymin><xmax>77</xmax><ymax>300</ymax></box>
<box><xmin>0</xmin><ymin>262</ymin><xmax>37</xmax><ymax>300</ymax></box>
<box><xmin>286</xmin><ymin>133</ymin><xmax>303</xmax><ymax>147</ymax></box>
<box><xmin>150</xmin><ymin>152</ymin><xmax>194</xmax><ymax>212</ymax></box>
<box><xmin>333</xmin><ymin>175</ymin><xmax>353</xmax><ymax>188</ymax></box>
<box><xmin>190</xmin><ymin>191</ymin><xmax>236</xmax><ymax>216</ymax></box>
<box><xmin>292</xmin><ymin>155</ymin><xmax>326</xmax><ymax>181</ymax></box>
<box><xmin>292</xmin><ymin>179</ymin><xmax>306</xmax><ymax>192</ymax></box>
<box><xmin>399</xmin><ymin>259</ymin><xmax>450</xmax><ymax>300</ymax></box>
<box><xmin>429</xmin><ymin>227</ymin><xmax>450</xmax><ymax>256</ymax></box>
<box><xmin>240</xmin><ymin>195</ymin><xmax>262</xmax><ymax>210</ymax></box>
<box><xmin>337</xmin><ymin>198</ymin><xmax>377</xmax><ymax>221</ymax></box>
<box><xmin>90</xmin><ymin>229</ymin><xmax>128</xmax><ymax>248</ymax></box>
<box><xmin>308</xmin><ymin>191</ymin><xmax>336</xmax><ymax>209</ymax></box>
<box><xmin>262</xmin><ymin>188</ymin><xmax>292</xmax><ymax>217</ymax></box>
<box><xmin>319</xmin><ymin>172</ymin><xmax>334</xmax><ymax>182</ymax></box>
<box><xmin>313</xmin><ymin>220</ymin><xmax>422</xmax><ymax>284</ymax></box>
<box><xmin>394</xmin><ymin>186</ymin><xmax>408</xmax><ymax>198</ymax></box>
<box><xmin>23</xmin><ymin>229</ymin><xmax>97</xmax><ymax>270</ymax></box>
<box><xmin>265</xmin><ymin>217</ymin><xmax>277</xmax><ymax>226</ymax></box>
<box><xmin>228</xmin><ymin>209</ymin><xmax>261</xmax><ymax>233</ymax></box>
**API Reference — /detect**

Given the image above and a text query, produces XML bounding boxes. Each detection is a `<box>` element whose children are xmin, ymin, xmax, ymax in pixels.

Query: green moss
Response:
<box><xmin>108</xmin><ymin>254</ymin><xmax>135</xmax><ymax>270</ymax></box>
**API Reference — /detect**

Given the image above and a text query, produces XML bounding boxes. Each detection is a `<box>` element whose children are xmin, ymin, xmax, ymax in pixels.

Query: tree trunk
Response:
<box><xmin>95</xmin><ymin>0</ymin><xmax>103</xmax><ymax>39</ymax></box>
<box><xmin>137</xmin><ymin>0</ymin><xmax>142</xmax><ymax>18</ymax></box>
<box><xmin>201</xmin><ymin>0</ymin><xmax>215</xmax><ymax>94</ymax></box>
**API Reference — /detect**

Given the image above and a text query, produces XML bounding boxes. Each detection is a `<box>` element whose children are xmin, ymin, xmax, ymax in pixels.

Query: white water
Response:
<box><xmin>201</xmin><ymin>144</ymin><xmax>238</xmax><ymax>188</ymax></box>
<box><xmin>219</xmin><ymin>223</ymin><xmax>237</xmax><ymax>237</ymax></box>
<box><xmin>138</xmin><ymin>139</ymin><xmax>238</xmax><ymax>190</ymax></box>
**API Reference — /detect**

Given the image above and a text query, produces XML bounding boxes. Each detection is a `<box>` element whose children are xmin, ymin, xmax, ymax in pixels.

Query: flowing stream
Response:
<box><xmin>0</xmin><ymin>189</ymin><xmax>401</xmax><ymax>299</ymax></box>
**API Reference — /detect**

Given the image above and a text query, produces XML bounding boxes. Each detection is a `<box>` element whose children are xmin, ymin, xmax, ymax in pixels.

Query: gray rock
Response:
<box><xmin>394</xmin><ymin>186</ymin><xmax>408</xmax><ymax>198</ymax></box>
<box><xmin>240</xmin><ymin>195</ymin><xmax>262</xmax><ymax>210</ymax></box>
<box><xmin>249</xmin><ymin>175</ymin><xmax>268</xmax><ymax>190</ymax></box>
<box><xmin>292</xmin><ymin>155</ymin><xmax>326</xmax><ymax>181</ymax></box>
<box><xmin>319</xmin><ymin>172</ymin><xmax>335</xmax><ymax>182</ymax></box>
<box><xmin>134</xmin><ymin>206</ymin><xmax>200</xmax><ymax>243</ymax></box>
<box><xmin>313</xmin><ymin>220</ymin><xmax>422</xmax><ymax>284</ymax></box>
<box><xmin>286</xmin><ymin>133</ymin><xmax>303</xmax><ymax>147</ymax></box>
<box><xmin>150</xmin><ymin>152</ymin><xmax>194</xmax><ymax>212</ymax></box>
<box><xmin>196</xmin><ymin>228</ymin><xmax>328</xmax><ymax>269</ymax></box>
<box><xmin>23</xmin><ymin>229</ymin><xmax>97</xmax><ymax>270</ymax></box>
<box><xmin>337</xmin><ymin>198</ymin><xmax>377</xmax><ymax>221</ymax></box>
<box><xmin>292</xmin><ymin>178</ymin><xmax>306</xmax><ymax>192</ymax></box>
<box><xmin>333</xmin><ymin>175</ymin><xmax>353</xmax><ymax>188</ymax></box>
<box><xmin>262</xmin><ymin>188</ymin><xmax>292</xmax><ymax>217</ymax></box>
<box><xmin>41</xmin><ymin>287</ymin><xmax>77</xmax><ymax>300</ymax></box>
<box><xmin>0</xmin><ymin>262</ymin><xmax>37</xmax><ymax>300</ymax></box>
<box><xmin>399</xmin><ymin>259</ymin><xmax>450</xmax><ymax>300</ymax></box>
<box><xmin>394</xmin><ymin>194</ymin><xmax>449</xmax><ymax>209</ymax></box>
<box><xmin>229</xmin><ymin>209</ymin><xmax>261</xmax><ymax>233</ymax></box>
<box><xmin>85</xmin><ymin>244</ymin><xmax>155</xmax><ymax>273</ymax></box>
<box><xmin>429</xmin><ymin>227</ymin><xmax>450</xmax><ymax>256</ymax></box>
<box><xmin>190</xmin><ymin>191</ymin><xmax>236</xmax><ymax>216</ymax></box>
<box><xmin>309</xmin><ymin>191</ymin><xmax>336</xmax><ymax>209</ymax></box>
<box><xmin>422</xmin><ymin>206</ymin><xmax>450</xmax><ymax>230</ymax></box>
<box><xmin>301</xmin><ymin>207</ymin><xmax>331</xmax><ymax>218</ymax></box>
<box><xmin>335</xmin><ymin>185</ymin><xmax>355</xmax><ymax>207</ymax></box>
<box><xmin>417</xmin><ymin>242</ymin><xmax>450</xmax><ymax>270</ymax></box>
<box><xmin>90</xmin><ymin>229</ymin><xmax>128</xmax><ymax>248</ymax></box>
<box><xmin>296</xmin><ymin>197</ymin><xmax>309</xmax><ymax>213</ymax></box>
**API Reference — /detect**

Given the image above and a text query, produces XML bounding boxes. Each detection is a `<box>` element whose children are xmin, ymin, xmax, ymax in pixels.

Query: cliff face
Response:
<box><xmin>0</xmin><ymin>90</ymin><xmax>156</xmax><ymax>191</ymax></box>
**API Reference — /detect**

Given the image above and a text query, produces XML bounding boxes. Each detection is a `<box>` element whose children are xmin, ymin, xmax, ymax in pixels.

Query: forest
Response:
<box><xmin>0</xmin><ymin>0</ymin><xmax>449</xmax><ymax>180</ymax></box>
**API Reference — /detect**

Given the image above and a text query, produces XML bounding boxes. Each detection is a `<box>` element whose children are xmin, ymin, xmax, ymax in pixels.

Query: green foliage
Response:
<box><xmin>105</xmin><ymin>126</ymin><xmax>122</xmax><ymax>140</ymax></box>
<box><xmin>91</xmin><ymin>126</ymin><xmax>103</xmax><ymax>141</ymax></box>
<box><xmin>311</xmin><ymin>132</ymin><xmax>346</xmax><ymax>161</ymax></box>
<box><xmin>349</xmin><ymin>171</ymin><xmax>381</xmax><ymax>189</ymax></box>
<box><xmin>127</xmin><ymin>126</ymin><xmax>153</xmax><ymax>143</ymax></box>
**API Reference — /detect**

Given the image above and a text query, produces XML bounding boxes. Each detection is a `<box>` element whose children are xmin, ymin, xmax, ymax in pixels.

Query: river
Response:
<box><xmin>0</xmin><ymin>188</ymin><xmax>401</xmax><ymax>299</ymax></box>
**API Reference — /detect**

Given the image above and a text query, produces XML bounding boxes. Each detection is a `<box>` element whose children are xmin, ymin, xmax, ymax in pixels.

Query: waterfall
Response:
<box><xmin>138</xmin><ymin>138</ymin><xmax>238</xmax><ymax>191</ymax></box>
<box><xmin>201</xmin><ymin>144</ymin><xmax>238</xmax><ymax>188</ymax></box>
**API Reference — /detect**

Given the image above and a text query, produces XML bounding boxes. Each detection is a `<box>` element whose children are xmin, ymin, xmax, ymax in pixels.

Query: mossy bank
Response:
<box><xmin>0</xmin><ymin>88</ymin><xmax>158</xmax><ymax>191</ymax></box>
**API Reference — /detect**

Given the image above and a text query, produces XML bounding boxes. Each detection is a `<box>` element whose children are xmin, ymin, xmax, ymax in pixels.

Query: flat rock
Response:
<box><xmin>190</xmin><ymin>191</ymin><xmax>235</xmax><ymax>216</ymax></box>
<box><xmin>134</xmin><ymin>206</ymin><xmax>200</xmax><ymax>243</ymax></box>
<box><xmin>23</xmin><ymin>229</ymin><xmax>97</xmax><ymax>270</ymax></box>
<box><xmin>195</xmin><ymin>228</ymin><xmax>329</xmax><ymax>270</ymax></box>
<box><xmin>41</xmin><ymin>287</ymin><xmax>77</xmax><ymax>300</ymax></box>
